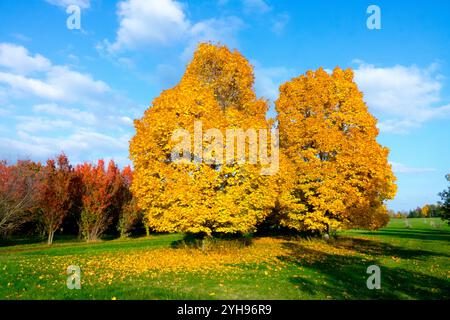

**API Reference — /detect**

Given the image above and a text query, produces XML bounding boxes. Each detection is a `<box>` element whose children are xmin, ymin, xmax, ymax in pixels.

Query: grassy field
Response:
<box><xmin>0</xmin><ymin>218</ymin><xmax>449</xmax><ymax>300</ymax></box>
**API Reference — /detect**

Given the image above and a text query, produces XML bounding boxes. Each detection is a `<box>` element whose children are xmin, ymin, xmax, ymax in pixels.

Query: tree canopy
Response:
<box><xmin>130</xmin><ymin>43</ymin><xmax>397</xmax><ymax>236</ymax></box>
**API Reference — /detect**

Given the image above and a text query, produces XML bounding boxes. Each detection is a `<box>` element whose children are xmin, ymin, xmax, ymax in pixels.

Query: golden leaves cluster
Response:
<box><xmin>275</xmin><ymin>67</ymin><xmax>396</xmax><ymax>232</ymax></box>
<box><xmin>130</xmin><ymin>43</ymin><xmax>276</xmax><ymax>236</ymax></box>
<box><xmin>130</xmin><ymin>43</ymin><xmax>396</xmax><ymax>235</ymax></box>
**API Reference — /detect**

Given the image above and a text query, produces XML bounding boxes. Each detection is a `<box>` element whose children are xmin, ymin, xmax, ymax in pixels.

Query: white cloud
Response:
<box><xmin>46</xmin><ymin>0</ymin><xmax>90</xmax><ymax>9</ymax></box>
<box><xmin>242</xmin><ymin>0</ymin><xmax>271</xmax><ymax>14</ymax></box>
<box><xmin>103</xmin><ymin>0</ymin><xmax>243</xmax><ymax>56</ymax></box>
<box><xmin>253</xmin><ymin>62</ymin><xmax>294</xmax><ymax>102</ymax></box>
<box><xmin>242</xmin><ymin>1</ymin><xmax>288</xmax><ymax>35</ymax></box>
<box><xmin>354</xmin><ymin>61</ymin><xmax>450</xmax><ymax>133</ymax></box>
<box><xmin>0</xmin><ymin>68</ymin><xmax>111</xmax><ymax>106</ymax></box>
<box><xmin>189</xmin><ymin>17</ymin><xmax>243</xmax><ymax>44</ymax></box>
<box><xmin>118</xmin><ymin>116</ymin><xmax>133</xmax><ymax>125</ymax></box>
<box><xmin>45</xmin><ymin>66</ymin><xmax>110</xmax><ymax>105</ymax></box>
<box><xmin>33</xmin><ymin>103</ymin><xmax>97</xmax><ymax>125</ymax></box>
<box><xmin>16</xmin><ymin>116</ymin><xmax>72</xmax><ymax>133</ymax></box>
<box><xmin>0</xmin><ymin>43</ymin><xmax>51</xmax><ymax>75</ymax></box>
<box><xmin>390</xmin><ymin>161</ymin><xmax>436</xmax><ymax>174</ymax></box>
<box><xmin>0</xmin><ymin>130</ymin><xmax>130</xmax><ymax>165</ymax></box>
<box><xmin>0</xmin><ymin>72</ymin><xmax>61</xmax><ymax>100</ymax></box>
<box><xmin>0</xmin><ymin>43</ymin><xmax>135</xmax><ymax>166</ymax></box>
<box><xmin>0</xmin><ymin>43</ymin><xmax>112</xmax><ymax>107</ymax></box>
<box><xmin>181</xmin><ymin>16</ymin><xmax>244</xmax><ymax>61</ymax></box>
<box><xmin>105</xmin><ymin>0</ymin><xmax>190</xmax><ymax>52</ymax></box>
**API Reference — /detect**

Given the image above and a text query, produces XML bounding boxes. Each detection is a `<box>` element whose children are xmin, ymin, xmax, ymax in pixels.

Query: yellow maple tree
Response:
<box><xmin>130</xmin><ymin>43</ymin><xmax>277</xmax><ymax>237</ymax></box>
<box><xmin>421</xmin><ymin>205</ymin><xmax>430</xmax><ymax>217</ymax></box>
<box><xmin>275</xmin><ymin>67</ymin><xmax>397</xmax><ymax>233</ymax></box>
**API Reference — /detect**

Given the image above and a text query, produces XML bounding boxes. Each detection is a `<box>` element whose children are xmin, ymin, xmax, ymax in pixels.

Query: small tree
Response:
<box><xmin>428</xmin><ymin>204</ymin><xmax>443</xmax><ymax>218</ymax></box>
<box><xmin>76</xmin><ymin>160</ymin><xmax>122</xmax><ymax>241</ymax></box>
<box><xmin>0</xmin><ymin>160</ymin><xmax>40</xmax><ymax>238</ymax></box>
<box><xmin>439</xmin><ymin>174</ymin><xmax>450</xmax><ymax>225</ymax></box>
<box><xmin>36</xmin><ymin>153</ymin><xmax>76</xmax><ymax>245</ymax></box>
<box><xmin>422</xmin><ymin>205</ymin><xmax>430</xmax><ymax>218</ymax></box>
<box><xmin>408</xmin><ymin>207</ymin><xmax>423</xmax><ymax>218</ymax></box>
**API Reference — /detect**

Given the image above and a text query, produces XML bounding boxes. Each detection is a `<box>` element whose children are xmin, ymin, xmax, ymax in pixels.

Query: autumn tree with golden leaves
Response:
<box><xmin>275</xmin><ymin>67</ymin><xmax>396</xmax><ymax>233</ymax></box>
<box><xmin>130</xmin><ymin>43</ymin><xmax>277</xmax><ymax>237</ymax></box>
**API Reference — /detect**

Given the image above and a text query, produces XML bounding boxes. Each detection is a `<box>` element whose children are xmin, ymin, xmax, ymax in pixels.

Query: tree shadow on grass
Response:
<box><xmin>0</xmin><ymin>236</ymin><xmax>44</xmax><ymax>247</ymax></box>
<box><xmin>0</xmin><ymin>234</ymin><xmax>83</xmax><ymax>247</ymax></box>
<box><xmin>329</xmin><ymin>237</ymin><xmax>450</xmax><ymax>259</ymax></box>
<box><xmin>280</xmin><ymin>238</ymin><xmax>450</xmax><ymax>299</ymax></box>
<box><xmin>358</xmin><ymin>228</ymin><xmax>450</xmax><ymax>242</ymax></box>
<box><xmin>171</xmin><ymin>233</ymin><xmax>253</xmax><ymax>250</ymax></box>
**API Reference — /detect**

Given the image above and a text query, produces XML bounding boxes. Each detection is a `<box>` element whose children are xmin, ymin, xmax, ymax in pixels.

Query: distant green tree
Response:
<box><xmin>427</xmin><ymin>204</ymin><xmax>443</xmax><ymax>217</ymax></box>
<box><xmin>408</xmin><ymin>207</ymin><xmax>424</xmax><ymax>218</ymax></box>
<box><xmin>439</xmin><ymin>174</ymin><xmax>450</xmax><ymax>224</ymax></box>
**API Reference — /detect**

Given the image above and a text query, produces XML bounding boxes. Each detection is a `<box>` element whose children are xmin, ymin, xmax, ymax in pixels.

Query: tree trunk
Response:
<box><xmin>1</xmin><ymin>230</ymin><xmax>9</xmax><ymax>240</ymax></box>
<box><xmin>87</xmin><ymin>229</ymin><xmax>98</xmax><ymax>242</ymax></box>
<box><xmin>47</xmin><ymin>229</ymin><xmax>55</xmax><ymax>245</ymax></box>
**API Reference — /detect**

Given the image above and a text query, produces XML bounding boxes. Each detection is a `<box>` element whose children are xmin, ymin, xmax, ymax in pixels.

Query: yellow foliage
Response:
<box><xmin>130</xmin><ymin>43</ymin><xmax>277</xmax><ymax>236</ymax></box>
<box><xmin>130</xmin><ymin>43</ymin><xmax>396</xmax><ymax>235</ymax></box>
<box><xmin>275</xmin><ymin>67</ymin><xmax>397</xmax><ymax>232</ymax></box>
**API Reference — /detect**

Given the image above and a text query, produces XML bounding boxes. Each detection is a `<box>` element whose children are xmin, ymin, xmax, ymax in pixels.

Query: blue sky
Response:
<box><xmin>0</xmin><ymin>0</ymin><xmax>449</xmax><ymax>211</ymax></box>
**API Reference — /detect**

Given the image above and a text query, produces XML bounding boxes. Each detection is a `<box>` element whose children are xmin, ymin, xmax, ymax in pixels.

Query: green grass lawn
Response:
<box><xmin>0</xmin><ymin>218</ymin><xmax>449</xmax><ymax>300</ymax></box>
